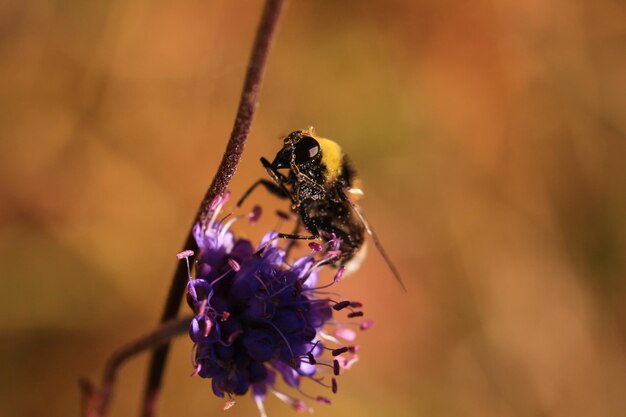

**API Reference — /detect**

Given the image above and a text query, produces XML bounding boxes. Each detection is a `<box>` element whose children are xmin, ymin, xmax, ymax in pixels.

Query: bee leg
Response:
<box><xmin>237</xmin><ymin>179</ymin><xmax>290</xmax><ymax>207</ymax></box>
<box><xmin>252</xmin><ymin>223</ymin><xmax>316</xmax><ymax>259</ymax></box>
<box><xmin>284</xmin><ymin>219</ymin><xmax>303</xmax><ymax>257</ymax></box>
<box><xmin>261</xmin><ymin>157</ymin><xmax>290</xmax><ymax>183</ymax></box>
<box><xmin>275</xmin><ymin>211</ymin><xmax>320</xmax><ymax>240</ymax></box>
<box><xmin>276</xmin><ymin>232</ymin><xmax>318</xmax><ymax>240</ymax></box>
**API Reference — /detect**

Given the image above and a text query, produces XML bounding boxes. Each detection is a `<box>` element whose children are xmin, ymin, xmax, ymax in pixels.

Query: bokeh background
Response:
<box><xmin>1</xmin><ymin>0</ymin><xmax>625</xmax><ymax>416</ymax></box>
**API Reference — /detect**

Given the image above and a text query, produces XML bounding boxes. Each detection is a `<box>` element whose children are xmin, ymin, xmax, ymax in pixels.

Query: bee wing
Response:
<box><xmin>344</xmin><ymin>193</ymin><xmax>407</xmax><ymax>292</ymax></box>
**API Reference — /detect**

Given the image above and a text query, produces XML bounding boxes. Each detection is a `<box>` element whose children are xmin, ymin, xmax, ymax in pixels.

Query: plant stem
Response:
<box><xmin>80</xmin><ymin>316</ymin><xmax>192</xmax><ymax>417</ymax></box>
<box><xmin>142</xmin><ymin>1</ymin><xmax>285</xmax><ymax>416</ymax></box>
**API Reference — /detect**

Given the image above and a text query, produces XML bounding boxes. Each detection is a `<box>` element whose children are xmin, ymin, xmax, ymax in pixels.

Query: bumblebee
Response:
<box><xmin>238</xmin><ymin>128</ymin><xmax>406</xmax><ymax>290</ymax></box>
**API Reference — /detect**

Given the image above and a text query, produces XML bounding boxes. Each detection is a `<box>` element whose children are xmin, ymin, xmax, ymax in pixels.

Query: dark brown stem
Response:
<box><xmin>142</xmin><ymin>1</ymin><xmax>285</xmax><ymax>416</ymax></box>
<box><xmin>142</xmin><ymin>231</ymin><xmax>196</xmax><ymax>417</ymax></box>
<box><xmin>80</xmin><ymin>316</ymin><xmax>192</xmax><ymax>417</ymax></box>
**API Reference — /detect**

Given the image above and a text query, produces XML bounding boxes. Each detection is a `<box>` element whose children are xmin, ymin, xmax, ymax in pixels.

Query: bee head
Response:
<box><xmin>271</xmin><ymin>130</ymin><xmax>321</xmax><ymax>170</ymax></box>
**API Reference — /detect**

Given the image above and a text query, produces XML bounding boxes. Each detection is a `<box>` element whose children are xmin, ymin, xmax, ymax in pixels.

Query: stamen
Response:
<box><xmin>293</xmin><ymin>400</ymin><xmax>308</xmax><ymax>412</ymax></box>
<box><xmin>333</xmin><ymin>266</ymin><xmax>346</xmax><ymax>283</ymax></box>
<box><xmin>272</xmin><ymin>389</ymin><xmax>311</xmax><ymax>413</ymax></box>
<box><xmin>295</xmin><ymin>386</ymin><xmax>323</xmax><ymax>402</ymax></box>
<box><xmin>305</xmin><ymin>340</ymin><xmax>321</xmax><ymax>354</ymax></box>
<box><xmin>347</xmin><ymin>311</ymin><xmax>363</xmax><ymax>318</ymax></box>
<box><xmin>308</xmin><ymin>242</ymin><xmax>323</xmax><ymax>252</ymax></box>
<box><xmin>336</xmin><ymin>355</ymin><xmax>359</xmax><ymax>370</ymax></box>
<box><xmin>178</xmin><ymin>250</ymin><xmax>195</xmax><ymax>282</ymax></box>
<box><xmin>221</xmin><ymin>191</ymin><xmax>231</xmax><ymax>205</ymax></box>
<box><xmin>303</xmin><ymin>279</ymin><xmax>337</xmax><ymax>292</ymax></box>
<box><xmin>218</xmin><ymin>212</ymin><xmax>234</xmax><ymax>225</ymax></box>
<box><xmin>318</xmin><ymin>331</ymin><xmax>342</xmax><ymax>345</ymax></box>
<box><xmin>190</xmin><ymin>343</ymin><xmax>199</xmax><ymax>367</ymax></box>
<box><xmin>306</xmin><ymin>352</ymin><xmax>316</xmax><ymax>365</ymax></box>
<box><xmin>275</xmin><ymin>210</ymin><xmax>290</xmax><ymax>220</ymax></box>
<box><xmin>254</xmin><ymin>396</ymin><xmax>268</xmax><ymax>417</ymax></box>
<box><xmin>335</xmin><ymin>327</ymin><xmax>356</xmax><ymax>342</ymax></box>
<box><xmin>176</xmin><ymin>250</ymin><xmax>194</xmax><ymax>260</ymax></box>
<box><xmin>219</xmin><ymin>216</ymin><xmax>239</xmax><ymax>240</ymax></box>
<box><xmin>308</xmin><ymin>257</ymin><xmax>337</xmax><ymax>277</ymax></box>
<box><xmin>209</xmin><ymin>194</ymin><xmax>224</xmax><ymax>211</ymax></box>
<box><xmin>223</xmin><ymin>398</ymin><xmax>236</xmax><ymax>410</ymax></box>
<box><xmin>187</xmin><ymin>281</ymin><xmax>199</xmax><ymax>303</ymax></box>
<box><xmin>333</xmin><ymin>360</ymin><xmax>340</xmax><ymax>376</ymax></box>
<box><xmin>332</xmin><ymin>300</ymin><xmax>351</xmax><ymax>311</ymax></box>
<box><xmin>331</xmin><ymin>347</ymin><xmax>349</xmax><ymax>356</ymax></box>
<box><xmin>303</xmin><ymin>360</ymin><xmax>333</xmax><ymax>375</ymax></box>
<box><xmin>208</xmin><ymin>268</ymin><xmax>235</xmax><ymax>290</ymax></box>
<box><xmin>204</xmin><ymin>317</ymin><xmax>213</xmax><ymax>337</ymax></box>
<box><xmin>190</xmin><ymin>363</ymin><xmax>202</xmax><ymax>377</ymax></box>
<box><xmin>198</xmin><ymin>299</ymin><xmax>208</xmax><ymax>316</ymax></box>
<box><xmin>329</xmin><ymin>233</ymin><xmax>340</xmax><ymax>250</ymax></box>
<box><xmin>249</xmin><ymin>205</ymin><xmax>262</xmax><ymax>224</ymax></box>
<box><xmin>359</xmin><ymin>320</ymin><xmax>374</xmax><ymax>330</ymax></box>
<box><xmin>227</xmin><ymin>330</ymin><xmax>243</xmax><ymax>344</ymax></box>
<box><xmin>207</xmin><ymin>193</ymin><xmax>229</xmax><ymax>229</ymax></box>
<box><xmin>316</xmin><ymin>396</ymin><xmax>332</xmax><ymax>405</ymax></box>
<box><xmin>254</xmin><ymin>233</ymin><xmax>280</xmax><ymax>257</ymax></box>
<box><xmin>331</xmin><ymin>378</ymin><xmax>338</xmax><ymax>394</ymax></box>
<box><xmin>349</xmin><ymin>301</ymin><xmax>362</xmax><ymax>308</ymax></box>
<box><xmin>308</xmin><ymin>375</ymin><xmax>332</xmax><ymax>389</ymax></box>
<box><xmin>228</xmin><ymin>259</ymin><xmax>241</xmax><ymax>272</ymax></box>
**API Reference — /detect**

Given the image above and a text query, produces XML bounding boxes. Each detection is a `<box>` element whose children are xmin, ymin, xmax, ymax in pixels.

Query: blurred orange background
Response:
<box><xmin>1</xmin><ymin>1</ymin><xmax>625</xmax><ymax>416</ymax></box>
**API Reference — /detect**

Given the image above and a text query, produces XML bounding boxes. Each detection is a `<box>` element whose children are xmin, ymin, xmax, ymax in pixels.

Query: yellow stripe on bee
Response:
<box><xmin>315</xmin><ymin>137</ymin><xmax>343</xmax><ymax>184</ymax></box>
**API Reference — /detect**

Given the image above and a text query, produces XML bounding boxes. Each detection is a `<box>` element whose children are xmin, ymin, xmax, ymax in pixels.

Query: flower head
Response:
<box><xmin>183</xmin><ymin>193</ymin><xmax>370</xmax><ymax>415</ymax></box>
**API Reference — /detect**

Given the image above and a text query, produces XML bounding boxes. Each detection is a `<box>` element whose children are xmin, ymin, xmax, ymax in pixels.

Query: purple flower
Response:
<box><xmin>182</xmin><ymin>193</ymin><xmax>370</xmax><ymax>415</ymax></box>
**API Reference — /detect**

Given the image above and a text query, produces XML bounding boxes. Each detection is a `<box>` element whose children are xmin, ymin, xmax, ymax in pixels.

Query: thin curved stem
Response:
<box><xmin>80</xmin><ymin>316</ymin><xmax>192</xmax><ymax>417</ymax></box>
<box><xmin>142</xmin><ymin>1</ymin><xmax>286</xmax><ymax>416</ymax></box>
